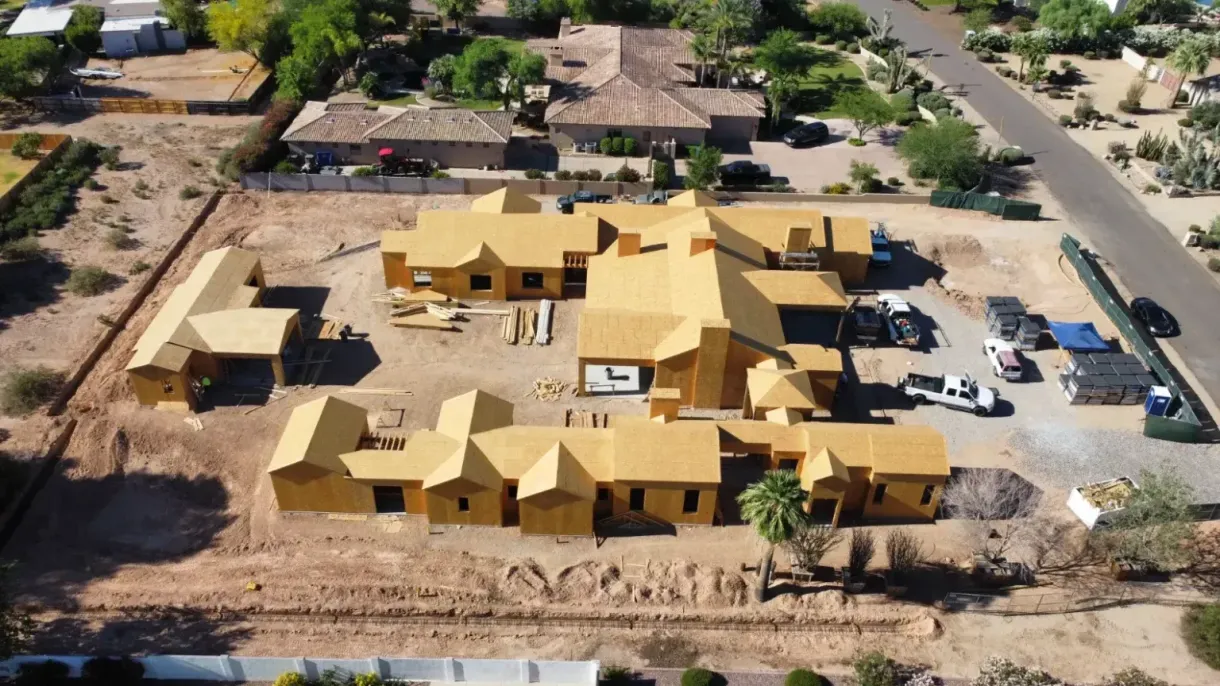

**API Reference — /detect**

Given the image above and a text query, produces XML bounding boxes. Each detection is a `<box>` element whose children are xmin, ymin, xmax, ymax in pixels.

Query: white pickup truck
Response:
<box><xmin>878</xmin><ymin>294</ymin><xmax>920</xmax><ymax>347</ymax></box>
<box><xmin>897</xmin><ymin>372</ymin><xmax>997</xmax><ymax>416</ymax></box>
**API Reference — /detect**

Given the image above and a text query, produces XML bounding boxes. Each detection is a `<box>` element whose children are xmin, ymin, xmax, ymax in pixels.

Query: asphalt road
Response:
<box><xmin>851</xmin><ymin>0</ymin><xmax>1220</xmax><ymax>413</ymax></box>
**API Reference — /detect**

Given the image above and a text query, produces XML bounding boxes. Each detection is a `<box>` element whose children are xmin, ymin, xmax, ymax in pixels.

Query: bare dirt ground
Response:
<box><xmin>4</xmin><ymin>191</ymin><xmax>1219</xmax><ymax>683</ymax></box>
<box><xmin>84</xmin><ymin>50</ymin><xmax>272</xmax><ymax>102</ymax></box>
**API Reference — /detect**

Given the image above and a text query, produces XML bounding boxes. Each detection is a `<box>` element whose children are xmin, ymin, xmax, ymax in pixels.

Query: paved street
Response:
<box><xmin>851</xmin><ymin>0</ymin><xmax>1220</xmax><ymax>423</ymax></box>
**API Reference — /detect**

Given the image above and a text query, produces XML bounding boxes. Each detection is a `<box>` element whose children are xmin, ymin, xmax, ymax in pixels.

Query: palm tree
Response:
<box><xmin>690</xmin><ymin>32</ymin><xmax>715</xmax><ymax>87</ymax></box>
<box><xmin>765</xmin><ymin>74</ymin><xmax>795</xmax><ymax>126</ymax></box>
<box><xmin>737</xmin><ymin>470</ymin><xmax>809</xmax><ymax>602</ymax></box>
<box><xmin>368</xmin><ymin>12</ymin><xmax>395</xmax><ymax>47</ymax></box>
<box><xmin>1167</xmin><ymin>38</ymin><xmax>1211</xmax><ymax>109</ymax></box>
<box><xmin>702</xmin><ymin>0</ymin><xmax>755</xmax><ymax>87</ymax></box>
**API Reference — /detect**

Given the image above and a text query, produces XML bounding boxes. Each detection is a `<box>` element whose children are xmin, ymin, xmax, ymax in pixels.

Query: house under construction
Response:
<box><xmin>126</xmin><ymin>246</ymin><xmax>303</xmax><ymax>410</ymax></box>
<box><xmin>267</xmin><ymin>388</ymin><xmax>950</xmax><ymax>533</ymax></box>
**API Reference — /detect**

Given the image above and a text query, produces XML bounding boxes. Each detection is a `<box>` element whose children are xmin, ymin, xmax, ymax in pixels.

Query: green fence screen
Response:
<box><xmin>1060</xmin><ymin>233</ymin><xmax>1202</xmax><ymax>443</ymax></box>
<box><xmin>931</xmin><ymin>190</ymin><xmax>1042</xmax><ymax>220</ymax></box>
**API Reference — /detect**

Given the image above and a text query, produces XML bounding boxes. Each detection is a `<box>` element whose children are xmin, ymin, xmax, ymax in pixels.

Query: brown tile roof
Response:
<box><xmin>527</xmin><ymin>25</ymin><xmax>760</xmax><ymax>130</ymax></box>
<box><xmin>281</xmin><ymin>101</ymin><xmax>513</xmax><ymax>145</ymax></box>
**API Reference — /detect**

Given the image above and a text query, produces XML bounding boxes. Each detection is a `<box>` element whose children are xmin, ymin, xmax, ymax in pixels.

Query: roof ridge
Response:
<box><xmin>658</xmin><ymin>88</ymin><xmax>710</xmax><ymax>125</ymax></box>
<box><xmin>472</xmin><ymin>110</ymin><xmax>510</xmax><ymax>143</ymax></box>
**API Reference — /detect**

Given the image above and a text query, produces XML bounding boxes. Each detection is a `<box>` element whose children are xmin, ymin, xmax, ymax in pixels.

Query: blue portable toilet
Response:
<box><xmin>1145</xmin><ymin>386</ymin><xmax>1172</xmax><ymax>417</ymax></box>
<box><xmin>315</xmin><ymin>150</ymin><xmax>334</xmax><ymax>166</ymax></box>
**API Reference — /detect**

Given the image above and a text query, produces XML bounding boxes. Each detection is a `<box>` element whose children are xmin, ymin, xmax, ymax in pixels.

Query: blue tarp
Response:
<box><xmin>1046</xmin><ymin>321</ymin><xmax>1109</xmax><ymax>352</ymax></box>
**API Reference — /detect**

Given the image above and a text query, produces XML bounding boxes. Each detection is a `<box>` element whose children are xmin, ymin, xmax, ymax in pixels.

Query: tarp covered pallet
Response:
<box><xmin>931</xmin><ymin>190</ymin><xmax>1042</xmax><ymax>220</ymax></box>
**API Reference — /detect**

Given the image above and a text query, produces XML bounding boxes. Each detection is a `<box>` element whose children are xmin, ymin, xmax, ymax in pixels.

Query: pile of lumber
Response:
<box><xmin>529</xmin><ymin>377</ymin><xmax>569</xmax><ymax>401</ymax></box>
<box><xmin>564</xmin><ymin>409</ymin><xmax>608</xmax><ymax>428</ymax></box>
<box><xmin>503</xmin><ymin>306</ymin><xmax>538</xmax><ymax>345</ymax></box>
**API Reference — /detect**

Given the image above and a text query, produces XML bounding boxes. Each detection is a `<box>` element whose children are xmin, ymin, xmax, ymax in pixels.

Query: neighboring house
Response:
<box><xmin>267</xmin><ymin>388</ymin><xmax>951</xmax><ymax>531</ymax></box>
<box><xmin>380</xmin><ymin>188</ymin><xmax>601</xmax><ymax>300</ymax></box>
<box><xmin>526</xmin><ymin>20</ymin><xmax>765</xmax><ymax>149</ymax></box>
<box><xmin>281</xmin><ymin>101</ymin><xmax>513</xmax><ymax>168</ymax></box>
<box><xmin>8</xmin><ymin>0</ymin><xmax>185</xmax><ymax>57</ymax></box>
<box><xmin>126</xmin><ymin>247</ymin><xmax>303</xmax><ymax>410</ymax></box>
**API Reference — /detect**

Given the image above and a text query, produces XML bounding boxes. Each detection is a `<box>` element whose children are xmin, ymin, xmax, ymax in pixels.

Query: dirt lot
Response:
<box><xmin>4</xmin><ymin>189</ymin><xmax>1220</xmax><ymax>683</ymax></box>
<box><xmin>83</xmin><ymin>50</ymin><xmax>272</xmax><ymax>102</ymax></box>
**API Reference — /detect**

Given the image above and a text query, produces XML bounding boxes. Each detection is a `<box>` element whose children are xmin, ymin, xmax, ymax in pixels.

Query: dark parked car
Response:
<box><xmin>1129</xmin><ymin>297</ymin><xmax>1177</xmax><ymax>337</ymax></box>
<box><xmin>717</xmin><ymin>160</ymin><xmax>772</xmax><ymax>185</ymax></box>
<box><xmin>782</xmin><ymin>120</ymin><xmax>830</xmax><ymax>147</ymax></box>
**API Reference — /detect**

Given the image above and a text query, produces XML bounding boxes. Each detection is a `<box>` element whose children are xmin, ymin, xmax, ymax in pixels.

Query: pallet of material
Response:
<box><xmin>389</xmin><ymin>313</ymin><xmax>456</xmax><ymax>330</ymax></box>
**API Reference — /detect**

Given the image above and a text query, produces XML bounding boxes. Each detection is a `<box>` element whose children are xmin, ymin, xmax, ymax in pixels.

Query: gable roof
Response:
<box><xmin>527</xmin><ymin>25</ymin><xmax>762</xmax><ymax>130</ymax></box>
<box><xmin>423</xmin><ymin>439</ymin><xmax>505</xmax><ymax>494</ymax></box>
<box><xmin>186</xmin><ymin>308</ymin><xmax>299</xmax><ymax>356</ymax></box>
<box><xmin>517</xmin><ymin>442</ymin><xmax>597</xmax><ymax>501</ymax></box>
<box><xmin>747</xmin><ymin>368</ymin><xmax>819</xmax><ymax>410</ymax></box>
<box><xmin>282</xmin><ymin>101</ymin><xmax>512</xmax><ymax>145</ymax></box>
<box><xmin>800</xmin><ymin>447</ymin><xmax>851</xmax><ymax>490</ymax></box>
<box><xmin>471</xmin><ymin>187</ymin><xmax>542</xmax><ymax>214</ymax></box>
<box><xmin>268</xmin><ymin>396</ymin><xmax>369</xmax><ymax>474</ymax></box>
<box><xmin>436</xmin><ymin>389</ymin><xmax>515</xmax><ymax>442</ymax></box>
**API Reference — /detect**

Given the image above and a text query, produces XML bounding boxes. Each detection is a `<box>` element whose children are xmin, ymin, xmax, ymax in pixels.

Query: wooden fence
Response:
<box><xmin>29</xmin><ymin>96</ymin><xmax>257</xmax><ymax>116</ymax></box>
<box><xmin>0</xmin><ymin>134</ymin><xmax>73</xmax><ymax>214</ymax></box>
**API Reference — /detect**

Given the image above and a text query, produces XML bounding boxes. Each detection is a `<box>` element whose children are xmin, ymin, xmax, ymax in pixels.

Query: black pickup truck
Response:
<box><xmin>556</xmin><ymin>190</ymin><xmax>613</xmax><ymax>214</ymax></box>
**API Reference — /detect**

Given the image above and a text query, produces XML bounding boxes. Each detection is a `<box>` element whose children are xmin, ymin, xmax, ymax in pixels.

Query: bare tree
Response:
<box><xmin>940</xmin><ymin>468</ymin><xmax>1041</xmax><ymax>561</ymax></box>
<box><xmin>786</xmin><ymin>522</ymin><xmax>843</xmax><ymax>571</ymax></box>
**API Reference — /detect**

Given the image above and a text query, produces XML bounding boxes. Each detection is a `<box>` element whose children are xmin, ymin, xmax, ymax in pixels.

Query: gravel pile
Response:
<box><xmin>1010</xmin><ymin>423</ymin><xmax>1220</xmax><ymax>500</ymax></box>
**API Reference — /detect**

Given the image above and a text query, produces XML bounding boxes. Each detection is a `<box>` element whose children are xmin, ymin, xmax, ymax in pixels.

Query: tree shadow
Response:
<box><xmin>2</xmin><ymin>455</ymin><xmax>234</xmax><ymax>613</ymax></box>
<box><xmin>30</xmin><ymin>610</ymin><xmax>254</xmax><ymax>655</ymax></box>
<box><xmin>0</xmin><ymin>255</ymin><xmax>69</xmax><ymax>333</ymax></box>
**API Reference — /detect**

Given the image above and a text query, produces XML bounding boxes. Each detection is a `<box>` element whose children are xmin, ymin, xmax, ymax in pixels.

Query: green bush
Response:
<box><xmin>0</xmin><ymin>236</ymin><xmax>46</xmax><ymax>261</ymax></box>
<box><xmin>83</xmin><ymin>178</ymin><xmax>99</xmax><ymax>190</ymax></box>
<box><xmin>99</xmin><ymin>146</ymin><xmax>121</xmax><ymax>170</ymax></box>
<box><xmin>352</xmin><ymin>167</ymin><xmax>376</xmax><ymax>177</ymax></box>
<box><xmin>999</xmin><ymin>147</ymin><xmax>1024</xmax><ymax>165</ymax></box>
<box><xmin>11</xmin><ymin>132</ymin><xmax>42</xmax><ymax>160</ymax></box>
<box><xmin>430</xmin><ymin>169</ymin><xmax>451</xmax><ymax>179</ymax></box>
<box><xmin>554</xmin><ymin>169</ymin><xmax>573</xmax><ymax>181</ymax></box>
<box><xmin>273</xmin><ymin>160</ymin><xmax>298</xmax><ymax>173</ymax></box>
<box><xmin>680</xmin><ymin>668</ymin><xmax>723</xmax><ymax>686</ymax></box>
<box><xmin>353</xmin><ymin>674</ymin><xmax>382</xmax><ymax>686</ymax></box>
<box><xmin>894</xmin><ymin>111</ymin><xmax>923</xmax><ymax>126</ymax></box>
<box><xmin>1</xmin><ymin>366</ymin><xmax>64</xmax><ymax>415</ymax></box>
<box><xmin>1184</xmin><ymin>603</ymin><xmax>1220</xmax><ymax>668</ymax></box>
<box><xmin>584</xmin><ymin>168</ymin><xmax>602</xmax><ymax>181</ymax></box>
<box><xmin>1118</xmin><ymin>100</ymin><xmax>1136</xmax><ymax>113</ymax></box>
<box><xmin>834</xmin><ymin>40</ymin><xmax>847</xmax><ymax>51</ymax></box>
<box><xmin>272</xmin><ymin>673</ymin><xmax>307</xmax><ymax>686</ymax></box>
<box><xmin>852</xmin><ymin>652</ymin><xmax>895</xmax><ymax>686</ymax></box>
<box><xmin>976</xmin><ymin>49</ymin><xmax>994</xmax><ymax>63</ymax></box>
<box><xmin>820</xmin><ymin>182</ymin><xmax>852</xmax><ymax>194</ymax></box>
<box><xmin>216</xmin><ymin>99</ymin><xmax>299</xmax><ymax>181</ymax></box>
<box><xmin>916</xmin><ymin>91</ymin><xmax>950</xmax><ymax>112</ymax></box>
<box><xmin>615</xmin><ymin>163</ymin><xmax>641</xmax><ymax>183</ymax></box>
<box><xmin>652</xmin><ymin>160</ymin><xmax>671</xmax><ymax>189</ymax></box>
<box><xmin>1190</xmin><ymin>101</ymin><xmax>1220</xmax><ymax>130</ymax></box>
<box><xmin>524</xmin><ymin>168</ymin><xmax>546</xmax><ymax>180</ymax></box>
<box><xmin>1045</xmin><ymin>89</ymin><xmax>1063</xmax><ymax>99</ymax></box>
<box><xmin>1210</xmin><ymin>257</ymin><xmax>1220</xmax><ymax>272</ymax></box>
<box><xmin>179</xmin><ymin>185</ymin><xmax>203</xmax><ymax>200</ymax></box>
<box><xmin>602</xmin><ymin>665</ymin><xmax>633</xmax><ymax>686</ymax></box>
<box><xmin>1145</xmin><ymin>183</ymin><xmax>1162</xmax><ymax>194</ymax></box>
<box><xmin>104</xmin><ymin>228</ymin><xmax>136</xmax><ymax>250</ymax></box>
<box><xmin>1103</xmin><ymin>668</ymin><xmax>1168</xmax><ymax>686</ymax></box>
<box><xmin>1179</xmin><ymin>117</ymin><xmax>1195</xmax><ymax>128</ymax></box>
<box><xmin>599</xmin><ymin>137</ymin><xmax>613</xmax><ymax>155</ymax></box>
<box><xmin>859</xmin><ymin>177</ymin><xmax>883</xmax><ymax>193</ymax></box>
<box><xmin>0</xmin><ymin>139</ymin><xmax>102</xmax><ymax>245</ymax></box>
<box><xmin>848</xmin><ymin>137</ymin><xmax>867</xmax><ymax>146</ymax></box>
<box><xmin>1013</xmin><ymin>16</ymin><xmax>1033</xmax><ymax>32</ymax></box>
<box><xmin>886</xmin><ymin>176</ymin><xmax>902</xmax><ymax>186</ymax></box>
<box><xmin>610</xmin><ymin>137</ymin><xmax>624</xmax><ymax>155</ymax></box>
<box><xmin>623</xmin><ymin>137</ymin><xmax>638</xmax><ymax>156</ymax></box>
<box><xmin>815</xmin><ymin>34</ymin><xmax>833</xmax><ymax>45</ymax></box>
<box><xmin>1058</xmin><ymin>114</ymin><xmax>1073</xmax><ymax>126</ymax></box>
<box><xmin>890</xmin><ymin>91</ymin><xmax>915</xmax><ymax>112</ymax></box>
<box><xmin>846</xmin><ymin>42</ymin><xmax>860</xmax><ymax>53</ymax></box>
<box><xmin>66</xmin><ymin>265</ymin><xmax>117</xmax><ymax>296</ymax></box>
<box><xmin>129</xmin><ymin>260</ymin><xmax>151</xmax><ymax>275</ymax></box>
<box><xmin>784</xmin><ymin>669</ymin><xmax>823</xmax><ymax>686</ymax></box>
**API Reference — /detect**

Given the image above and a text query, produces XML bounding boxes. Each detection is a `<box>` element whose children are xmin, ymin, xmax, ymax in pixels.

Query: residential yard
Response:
<box><xmin>0</xmin><ymin>150</ymin><xmax>38</xmax><ymax>195</ymax></box>
<box><xmin>796</xmin><ymin>49</ymin><xmax>884</xmax><ymax>119</ymax></box>
<box><xmin>81</xmin><ymin>49</ymin><xmax>272</xmax><ymax>102</ymax></box>
<box><xmin>2</xmin><ymin>182</ymin><xmax>1217</xmax><ymax>682</ymax></box>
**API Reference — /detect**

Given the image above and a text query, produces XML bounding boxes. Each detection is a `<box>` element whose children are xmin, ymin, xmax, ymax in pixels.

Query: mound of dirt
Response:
<box><xmin>926</xmin><ymin>235</ymin><xmax>986</xmax><ymax>270</ymax></box>
<box><xmin>924</xmin><ymin>277</ymin><xmax>986</xmax><ymax>319</ymax></box>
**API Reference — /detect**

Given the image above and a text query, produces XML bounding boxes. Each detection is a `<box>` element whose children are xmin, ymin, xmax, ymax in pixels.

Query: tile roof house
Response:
<box><xmin>267</xmin><ymin>388</ymin><xmax>952</xmax><ymax>533</ymax></box>
<box><xmin>526</xmin><ymin>21</ymin><xmax>764</xmax><ymax>149</ymax></box>
<box><xmin>281</xmin><ymin>101</ymin><xmax>514</xmax><ymax>168</ymax></box>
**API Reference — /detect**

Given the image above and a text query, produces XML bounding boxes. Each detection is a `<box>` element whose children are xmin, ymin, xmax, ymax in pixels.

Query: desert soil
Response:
<box><xmin>2</xmin><ymin>177</ymin><xmax>1217</xmax><ymax>683</ymax></box>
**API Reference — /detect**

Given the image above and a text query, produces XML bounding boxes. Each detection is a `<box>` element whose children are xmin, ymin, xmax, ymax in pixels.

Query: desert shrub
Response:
<box><xmin>82</xmin><ymin>657</ymin><xmax>144</xmax><ymax>686</ymax></box>
<box><xmin>853</xmin><ymin>652</ymin><xmax>895</xmax><ymax>686</ymax></box>
<box><xmin>1210</xmin><ymin>257</ymin><xmax>1220</xmax><ymax>272</ymax></box>
<box><xmin>134</xmin><ymin>179</ymin><xmax>149</xmax><ymax>192</ymax></box>
<box><xmin>610</xmin><ymin>137</ymin><xmax>624</xmax><ymax>155</ymax></box>
<box><xmin>680</xmin><ymin>668</ymin><xmax>723</xmax><ymax>686</ymax></box>
<box><xmin>895</xmin><ymin>111</ymin><xmax>923</xmax><ymax>126</ymax></box>
<box><xmin>353</xmin><ymin>674</ymin><xmax>382</xmax><ymax>686</ymax></box>
<box><xmin>273</xmin><ymin>160</ymin><xmax>298</xmax><ymax>173</ymax></box>
<box><xmin>430</xmin><ymin>169</ymin><xmax>451</xmax><ymax>179</ymax></box>
<box><xmin>11</xmin><ymin>132</ymin><xmax>42</xmax><ymax>159</ymax></box>
<box><xmin>599</xmin><ymin>137</ymin><xmax>612</xmax><ymax>155</ymax></box>
<box><xmin>653</xmin><ymin>160</ymin><xmax>671</xmax><ymax>189</ymax></box>
<box><xmin>1189</xmin><ymin>223</ymin><xmax>1203</xmax><ymax>232</ymax></box>
<box><xmin>100</xmin><ymin>193</ymin><xmax>117</xmax><ymax>204</ymax></box>
<box><xmin>216</xmin><ymin>99</ymin><xmax>299</xmax><ymax>181</ymax></box>
<box><xmin>1012</xmin><ymin>16</ymin><xmax>1032</xmax><ymax>32</ymax></box>
<box><xmin>83</xmin><ymin>178</ymin><xmax>99</xmax><ymax>190</ymax></box>
<box><xmin>886</xmin><ymin>176</ymin><xmax>902</xmax><ymax>186</ymax></box>
<box><xmin>834</xmin><ymin>40</ymin><xmax>847</xmax><ymax>51</ymax></box>
<box><xmin>1058</xmin><ymin>115</ymin><xmax>1073</xmax><ymax>126</ymax></box>
<box><xmin>1179</xmin><ymin>118</ymin><xmax>1195</xmax><ymax>128</ymax></box>
<box><xmin>996</xmin><ymin>66</ymin><xmax>1013</xmax><ymax>78</ymax></box>
<box><xmin>554</xmin><ymin>169</ymin><xmax>573</xmax><ymax>181</ymax></box>
<box><xmin>1145</xmin><ymin>183</ymin><xmax>1161</xmax><ymax>194</ymax></box>
<box><xmin>890</xmin><ymin>91</ymin><xmax>915</xmax><ymax>112</ymax></box>
<box><xmin>820</xmin><ymin>182</ymin><xmax>852</xmax><ymax>194</ymax></box>
<box><xmin>0</xmin><ymin>138</ymin><xmax>102</xmax><ymax>245</ymax></box>
<box><xmin>916</xmin><ymin>91</ymin><xmax>951</xmax><ymax>112</ymax></box>
<box><xmin>129</xmin><ymin>260</ymin><xmax>151</xmax><ymax>275</ymax></box>
<box><xmin>99</xmin><ymin>145</ymin><xmax>120</xmax><ymax>170</ymax></box>
<box><xmin>524</xmin><ymin>168</ymin><xmax>546</xmax><ymax>180</ymax></box>
<box><xmin>0</xmin><ymin>236</ymin><xmax>45</xmax><ymax>261</ymax></box>
<box><xmin>623</xmin><ymin>137</ymin><xmax>638</xmax><ymax>156</ymax></box>
<box><xmin>1117</xmin><ymin>100</ymin><xmax>1137</xmax><ymax>114</ymax></box>
<box><xmin>351</xmin><ymin>167</ymin><xmax>376</xmax><ymax>177</ymax></box>
<box><xmin>934</xmin><ymin>108</ymin><xmax>952</xmax><ymax>120</ymax></box>
<box><xmin>1183</xmin><ymin>604</ymin><xmax>1220</xmax><ymax>669</ymax></box>
<box><xmin>847</xmin><ymin>42</ymin><xmax>860</xmax><ymax>53</ymax></box>
<box><xmin>976</xmin><ymin>49</ymin><xmax>994</xmax><ymax>63</ymax></box>
<box><xmin>0</xmin><ymin>366</ymin><xmax>63</xmax><ymax>415</ymax></box>
<box><xmin>1083</xmin><ymin>50</ymin><xmax>1097</xmax><ymax>60</ymax></box>
<box><xmin>615</xmin><ymin>163</ymin><xmax>641</xmax><ymax>183</ymax></box>
<box><xmin>1102</xmin><ymin>668</ymin><xmax>1168</xmax><ymax>686</ymax></box>
<box><xmin>1105</xmin><ymin>113</ymin><xmax>1117</xmax><ymax>122</ymax></box>
<box><xmin>602</xmin><ymin>665</ymin><xmax>634</xmax><ymax>686</ymax></box>
<box><xmin>815</xmin><ymin>34</ymin><xmax>833</xmax><ymax>45</ymax></box>
<box><xmin>1045</xmin><ymin>89</ymin><xmax>1063</xmax><ymax>99</ymax></box>
<box><xmin>1203</xmin><ymin>236</ymin><xmax>1220</xmax><ymax>250</ymax></box>
<box><xmin>178</xmin><ymin>185</ymin><xmax>203</xmax><ymax>200</ymax></box>
<box><xmin>104</xmin><ymin>228</ymin><xmax>136</xmax><ymax>250</ymax></box>
<box><xmin>999</xmin><ymin>148</ymin><xmax>1024</xmax><ymax>165</ymax></box>
<box><xmin>784</xmin><ymin>668</ymin><xmax>823</xmax><ymax>686</ymax></box>
<box><xmin>273</xmin><ymin>673</ymin><xmax>307</xmax><ymax>686</ymax></box>
<box><xmin>1190</xmin><ymin>101</ymin><xmax>1220</xmax><ymax>130</ymax></box>
<box><xmin>866</xmin><ymin>61</ymin><xmax>889</xmax><ymax>82</ymax></box>
<box><xmin>859</xmin><ymin>177</ymin><xmax>883</xmax><ymax>192</ymax></box>
<box><xmin>66</xmin><ymin>265</ymin><xmax>117</xmax><ymax>296</ymax></box>
<box><xmin>972</xmin><ymin>657</ymin><xmax>1063</xmax><ymax>686</ymax></box>
<box><xmin>584</xmin><ymin>168</ymin><xmax>602</xmax><ymax>181</ymax></box>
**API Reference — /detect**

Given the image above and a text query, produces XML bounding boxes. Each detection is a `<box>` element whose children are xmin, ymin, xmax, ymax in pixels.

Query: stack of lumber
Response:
<box><xmin>502</xmin><ymin>306</ymin><xmax>539</xmax><ymax>345</ymax></box>
<box><xmin>529</xmin><ymin>377</ymin><xmax>569</xmax><ymax>401</ymax></box>
<box><xmin>564</xmin><ymin>409</ymin><xmax>608</xmax><ymax>428</ymax></box>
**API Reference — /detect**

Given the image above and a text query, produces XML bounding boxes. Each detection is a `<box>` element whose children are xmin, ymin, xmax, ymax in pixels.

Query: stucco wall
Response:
<box><xmin>708</xmin><ymin>115</ymin><xmax>759</xmax><ymax>143</ymax></box>
<box><xmin>549</xmin><ymin>124</ymin><xmax>706</xmax><ymax>150</ymax></box>
<box><xmin>288</xmin><ymin>141</ymin><xmax>506</xmax><ymax>168</ymax></box>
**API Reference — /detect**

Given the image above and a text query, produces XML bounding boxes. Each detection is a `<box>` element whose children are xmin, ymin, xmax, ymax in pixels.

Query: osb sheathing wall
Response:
<box><xmin>611</xmin><ymin>482</ymin><xmax>718</xmax><ymax>525</ymax></box>
<box><xmin>862</xmin><ymin>475</ymin><xmax>945</xmax><ymax>522</ymax></box>
<box><xmin>271</xmin><ymin>465</ymin><xmax>375</xmax><ymax>514</ymax></box>
<box><xmin>425</xmin><ymin>488</ymin><xmax>503</xmax><ymax>526</ymax></box>
<box><xmin>519</xmin><ymin>498</ymin><xmax>594</xmax><ymax>536</ymax></box>
<box><xmin>128</xmin><ymin>369</ymin><xmax>192</xmax><ymax>407</ymax></box>
<box><xmin>722</xmin><ymin>340</ymin><xmax>771</xmax><ymax>409</ymax></box>
<box><xmin>383</xmin><ymin>255</ymin><xmax>566</xmax><ymax>301</ymax></box>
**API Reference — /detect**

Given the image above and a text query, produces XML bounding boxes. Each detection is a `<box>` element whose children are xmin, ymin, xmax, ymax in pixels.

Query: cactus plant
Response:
<box><xmin>1134</xmin><ymin>130</ymin><xmax>1169</xmax><ymax>162</ymax></box>
<box><xmin>1172</xmin><ymin>125</ymin><xmax>1220</xmax><ymax>190</ymax></box>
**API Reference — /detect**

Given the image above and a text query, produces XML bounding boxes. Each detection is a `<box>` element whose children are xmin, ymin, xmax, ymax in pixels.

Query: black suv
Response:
<box><xmin>782</xmin><ymin>121</ymin><xmax>830</xmax><ymax>148</ymax></box>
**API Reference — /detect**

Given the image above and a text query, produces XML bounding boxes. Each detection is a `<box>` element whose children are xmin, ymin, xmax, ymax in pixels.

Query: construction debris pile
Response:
<box><xmin>529</xmin><ymin>377</ymin><xmax>569</xmax><ymax>402</ymax></box>
<box><xmin>374</xmin><ymin>289</ymin><xmax>556</xmax><ymax>345</ymax></box>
